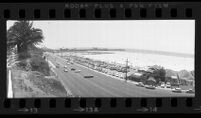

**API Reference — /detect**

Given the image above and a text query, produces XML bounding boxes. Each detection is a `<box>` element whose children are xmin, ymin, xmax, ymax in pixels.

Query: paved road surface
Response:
<box><xmin>45</xmin><ymin>52</ymin><xmax>194</xmax><ymax>97</ymax></box>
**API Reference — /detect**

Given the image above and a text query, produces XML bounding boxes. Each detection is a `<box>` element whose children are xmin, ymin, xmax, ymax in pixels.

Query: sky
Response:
<box><xmin>7</xmin><ymin>20</ymin><xmax>195</xmax><ymax>54</ymax></box>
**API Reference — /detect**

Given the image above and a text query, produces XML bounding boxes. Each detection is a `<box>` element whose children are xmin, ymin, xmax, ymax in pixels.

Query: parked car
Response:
<box><xmin>64</xmin><ymin>65</ymin><xmax>67</xmax><ymax>68</ymax></box>
<box><xmin>103</xmin><ymin>70</ymin><xmax>107</xmax><ymax>73</ymax></box>
<box><xmin>186</xmin><ymin>89</ymin><xmax>195</xmax><ymax>94</ymax></box>
<box><xmin>115</xmin><ymin>73</ymin><xmax>119</xmax><ymax>77</ymax></box>
<box><xmin>75</xmin><ymin>70</ymin><xmax>81</xmax><ymax>73</ymax></box>
<box><xmin>108</xmin><ymin>72</ymin><xmax>112</xmax><ymax>75</ymax></box>
<box><xmin>119</xmin><ymin>74</ymin><xmax>125</xmax><ymax>79</ymax></box>
<box><xmin>71</xmin><ymin>68</ymin><xmax>76</xmax><ymax>71</ymax></box>
<box><xmin>166</xmin><ymin>82</ymin><xmax>171</xmax><ymax>88</ymax></box>
<box><xmin>172</xmin><ymin>88</ymin><xmax>182</xmax><ymax>93</ymax></box>
<box><xmin>84</xmin><ymin>75</ymin><xmax>94</xmax><ymax>78</ymax></box>
<box><xmin>145</xmin><ymin>85</ymin><xmax>156</xmax><ymax>89</ymax></box>
<box><xmin>136</xmin><ymin>82</ymin><xmax>145</xmax><ymax>87</ymax></box>
<box><xmin>161</xmin><ymin>83</ymin><xmax>165</xmax><ymax>88</ymax></box>
<box><xmin>64</xmin><ymin>69</ymin><xmax>68</xmax><ymax>72</ymax></box>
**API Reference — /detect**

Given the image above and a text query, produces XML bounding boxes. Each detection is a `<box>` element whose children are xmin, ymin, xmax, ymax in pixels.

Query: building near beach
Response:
<box><xmin>146</xmin><ymin>76</ymin><xmax>156</xmax><ymax>86</ymax></box>
<box><xmin>127</xmin><ymin>72</ymin><xmax>143</xmax><ymax>82</ymax></box>
<box><xmin>170</xmin><ymin>76</ymin><xmax>180</xmax><ymax>88</ymax></box>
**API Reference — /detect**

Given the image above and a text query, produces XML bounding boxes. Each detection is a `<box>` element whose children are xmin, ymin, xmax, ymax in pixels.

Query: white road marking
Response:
<box><xmin>47</xmin><ymin>60</ymin><xmax>56</xmax><ymax>68</ymax></box>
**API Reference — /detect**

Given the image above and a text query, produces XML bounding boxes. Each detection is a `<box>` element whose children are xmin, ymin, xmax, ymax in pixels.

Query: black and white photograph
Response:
<box><xmin>7</xmin><ymin>20</ymin><xmax>195</xmax><ymax>98</ymax></box>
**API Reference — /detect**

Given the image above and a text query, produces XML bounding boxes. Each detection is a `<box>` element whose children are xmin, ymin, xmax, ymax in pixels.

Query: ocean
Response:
<box><xmin>71</xmin><ymin>51</ymin><xmax>194</xmax><ymax>72</ymax></box>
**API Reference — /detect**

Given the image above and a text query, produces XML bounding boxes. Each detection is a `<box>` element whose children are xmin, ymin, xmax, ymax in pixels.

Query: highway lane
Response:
<box><xmin>46</xmin><ymin>52</ymin><xmax>194</xmax><ymax>97</ymax></box>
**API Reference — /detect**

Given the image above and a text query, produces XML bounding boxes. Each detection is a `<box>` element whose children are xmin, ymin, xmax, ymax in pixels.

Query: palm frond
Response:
<box><xmin>7</xmin><ymin>20</ymin><xmax>44</xmax><ymax>54</ymax></box>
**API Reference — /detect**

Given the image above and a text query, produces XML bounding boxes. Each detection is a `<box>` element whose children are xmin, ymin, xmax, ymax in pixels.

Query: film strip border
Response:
<box><xmin>0</xmin><ymin>98</ymin><xmax>198</xmax><ymax>114</ymax></box>
<box><xmin>0</xmin><ymin>7</ymin><xmax>195</xmax><ymax>19</ymax></box>
<box><xmin>0</xmin><ymin>2</ymin><xmax>201</xmax><ymax>114</ymax></box>
<box><xmin>0</xmin><ymin>3</ymin><xmax>200</xmax><ymax>19</ymax></box>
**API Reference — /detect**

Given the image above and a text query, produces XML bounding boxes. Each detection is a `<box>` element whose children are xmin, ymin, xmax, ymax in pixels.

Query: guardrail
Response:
<box><xmin>7</xmin><ymin>67</ymin><xmax>13</xmax><ymax>98</ymax></box>
<box><xmin>6</xmin><ymin>53</ymin><xmax>17</xmax><ymax>98</ymax></box>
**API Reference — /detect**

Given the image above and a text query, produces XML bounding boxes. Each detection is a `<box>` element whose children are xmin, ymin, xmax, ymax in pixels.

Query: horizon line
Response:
<box><xmin>43</xmin><ymin>47</ymin><xmax>194</xmax><ymax>56</ymax></box>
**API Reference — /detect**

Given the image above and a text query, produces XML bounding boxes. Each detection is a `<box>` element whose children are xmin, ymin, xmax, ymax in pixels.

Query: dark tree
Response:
<box><xmin>151</xmin><ymin>67</ymin><xmax>166</xmax><ymax>84</ymax></box>
<box><xmin>7</xmin><ymin>21</ymin><xmax>44</xmax><ymax>59</ymax></box>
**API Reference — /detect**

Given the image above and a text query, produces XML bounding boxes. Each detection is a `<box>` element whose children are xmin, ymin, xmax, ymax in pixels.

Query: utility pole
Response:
<box><xmin>60</xmin><ymin>48</ymin><xmax>62</xmax><ymax>57</ymax></box>
<box><xmin>176</xmin><ymin>73</ymin><xmax>180</xmax><ymax>88</ymax></box>
<box><xmin>125</xmin><ymin>58</ymin><xmax>128</xmax><ymax>82</ymax></box>
<box><xmin>62</xmin><ymin>48</ymin><xmax>63</xmax><ymax>57</ymax></box>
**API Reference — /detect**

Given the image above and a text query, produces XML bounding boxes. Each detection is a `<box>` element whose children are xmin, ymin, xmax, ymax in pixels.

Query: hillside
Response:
<box><xmin>10</xmin><ymin>50</ymin><xmax>68</xmax><ymax>98</ymax></box>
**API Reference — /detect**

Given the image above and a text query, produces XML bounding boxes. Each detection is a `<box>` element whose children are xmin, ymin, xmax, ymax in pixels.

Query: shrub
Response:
<box><xmin>128</xmin><ymin>75</ymin><xmax>141</xmax><ymax>82</ymax></box>
<box><xmin>18</xmin><ymin>52</ymin><xmax>31</xmax><ymax>60</ymax></box>
<box><xmin>17</xmin><ymin>60</ymin><xmax>27</xmax><ymax>69</ymax></box>
<box><xmin>30</xmin><ymin>56</ymin><xmax>50</xmax><ymax>76</ymax></box>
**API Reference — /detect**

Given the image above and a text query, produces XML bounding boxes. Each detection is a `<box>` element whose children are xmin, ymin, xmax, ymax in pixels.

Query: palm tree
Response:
<box><xmin>7</xmin><ymin>21</ymin><xmax>44</xmax><ymax>59</ymax></box>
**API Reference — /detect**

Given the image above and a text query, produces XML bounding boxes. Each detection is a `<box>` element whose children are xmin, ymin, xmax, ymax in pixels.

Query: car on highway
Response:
<box><xmin>71</xmin><ymin>68</ymin><xmax>76</xmax><ymax>71</ymax></box>
<box><xmin>145</xmin><ymin>85</ymin><xmax>156</xmax><ymax>89</ymax></box>
<box><xmin>64</xmin><ymin>69</ymin><xmax>68</xmax><ymax>72</ymax></box>
<box><xmin>172</xmin><ymin>88</ymin><xmax>182</xmax><ymax>93</ymax></box>
<box><xmin>56</xmin><ymin>63</ymin><xmax>60</xmax><ymax>68</ymax></box>
<box><xmin>75</xmin><ymin>70</ymin><xmax>81</xmax><ymax>73</ymax></box>
<box><xmin>84</xmin><ymin>75</ymin><xmax>94</xmax><ymax>78</ymax></box>
<box><xmin>136</xmin><ymin>82</ymin><xmax>145</xmax><ymax>87</ymax></box>
<box><xmin>186</xmin><ymin>89</ymin><xmax>195</xmax><ymax>94</ymax></box>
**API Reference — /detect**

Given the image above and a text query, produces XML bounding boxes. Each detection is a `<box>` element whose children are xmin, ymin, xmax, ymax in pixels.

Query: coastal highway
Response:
<box><xmin>46</xmin><ymin>52</ymin><xmax>194</xmax><ymax>97</ymax></box>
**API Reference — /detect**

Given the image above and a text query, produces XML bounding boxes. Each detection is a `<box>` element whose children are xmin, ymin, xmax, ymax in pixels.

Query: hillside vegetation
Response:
<box><xmin>7</xmin><ymin>21</ymin><xmax>68</xmax><ymax>98</ymax></box>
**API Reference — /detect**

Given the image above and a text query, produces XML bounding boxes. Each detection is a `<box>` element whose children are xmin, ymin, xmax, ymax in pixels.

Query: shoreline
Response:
<box><xmin>68</xmin><ymin>51</ymin><xmax>194</xmax><ymax>72</ymax></box>
<box><xmin>61</xmin><ymin>49</ymin><xmax>194</xmax><ymax>58</ymax></box>
<box><xmin>61</xmin><ymin>53</ymin><xmax>194</xmax><ymax>72</ymax></box>
<box><xmin>58</xmin><ymin>52</ymin><xmax>194</xmax><ymax>83</ymax></box>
